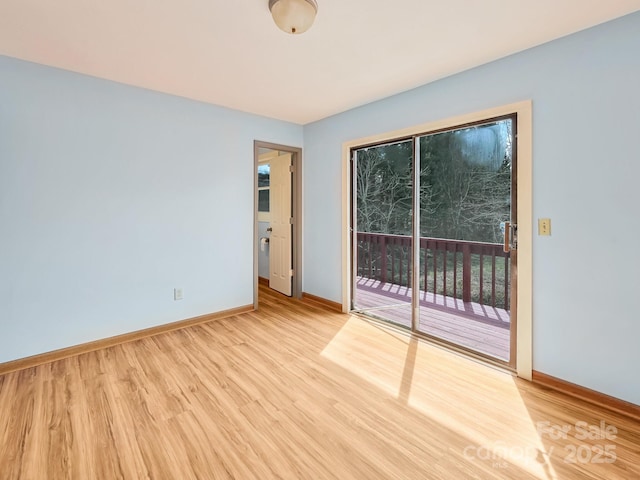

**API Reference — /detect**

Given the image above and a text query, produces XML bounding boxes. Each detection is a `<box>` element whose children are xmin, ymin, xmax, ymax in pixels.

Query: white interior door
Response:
<box><xmin>269</xmin><ymin>153</ymin><xmax>293</xmax><ymax>296</ymax></box>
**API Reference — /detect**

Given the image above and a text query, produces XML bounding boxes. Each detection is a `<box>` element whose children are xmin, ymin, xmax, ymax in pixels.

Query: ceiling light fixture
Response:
<box><xmin>269</xmin><ymin>0</ymin><xmax>318</xmax><ymax>35</ymax></box>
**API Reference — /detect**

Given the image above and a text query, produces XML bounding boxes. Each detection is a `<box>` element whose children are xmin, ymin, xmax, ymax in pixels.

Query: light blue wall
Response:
<box><xmin>0</xmin><ymin>56</ymin><xmax>302</xmax><ymax>363</ymax></box>
<box><xmin>303</xmin><ymin>12</ymin><xmax>640</xmax><ymax>404</ymax></box>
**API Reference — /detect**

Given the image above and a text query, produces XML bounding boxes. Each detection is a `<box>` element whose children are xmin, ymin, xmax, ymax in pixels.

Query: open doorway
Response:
<box><xmin>253</xmin><ymin>141</ymin><xmax>302</xmax><ymax>308</ymax></box>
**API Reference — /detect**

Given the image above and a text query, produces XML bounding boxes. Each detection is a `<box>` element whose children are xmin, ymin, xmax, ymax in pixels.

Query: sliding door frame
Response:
<box><xmin>341</xmin><ymin>101</ymin><xmax>533</xmax><ymax>380</ymax></box>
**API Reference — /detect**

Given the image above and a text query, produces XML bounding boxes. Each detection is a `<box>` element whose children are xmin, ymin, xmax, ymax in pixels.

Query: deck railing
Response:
<box><xmin>356</xmin><ymin>232</ymin><xmax>511</xmax><ymax>309</ymax></box>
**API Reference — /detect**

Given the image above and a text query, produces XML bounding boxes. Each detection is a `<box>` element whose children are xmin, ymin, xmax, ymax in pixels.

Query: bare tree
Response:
<box><xmin>356</xmin><ymin>148</ymin><xmax>413</xmax><ymax>235</ymax></box>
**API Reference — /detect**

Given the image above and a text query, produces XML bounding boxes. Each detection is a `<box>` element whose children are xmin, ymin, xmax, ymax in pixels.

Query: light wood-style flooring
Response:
<box><xmin>0</xmin><ymin>285</ymin><xmax>638</xmax><ymax>479</ymax></box>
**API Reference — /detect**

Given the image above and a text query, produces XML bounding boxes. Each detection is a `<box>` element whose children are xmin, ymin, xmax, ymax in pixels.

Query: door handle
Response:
<box><xmin>503</xmin><ymin>222</ymin><xmax>517</xmax><ymax>252</ymax></box>
<box><xmin>503</xmin><ymin>221</ymin><xmax>511</xmax><ymax>253</ymax></box>
<box><xmin>266</xmin><ymin>227</ymin><xmax>273</xmax><ymax>232</ymax></box>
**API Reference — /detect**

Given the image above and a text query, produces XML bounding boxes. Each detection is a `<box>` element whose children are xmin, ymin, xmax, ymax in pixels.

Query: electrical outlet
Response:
<box><xmin>538</xmin><ymin>218</ymin><xmax>551</xmax><ymax>236</ymax></box>
<box><xmin>174</xmin><ymin>288</ymin><xmax>183</xmax><ymax>301</ymax></box>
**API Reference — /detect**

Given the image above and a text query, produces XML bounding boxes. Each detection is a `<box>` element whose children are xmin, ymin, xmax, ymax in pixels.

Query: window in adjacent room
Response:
<box><xmin>258</xmin><ymin>162</ymin><xmax>270</xmax><ymax>221</ymax></box>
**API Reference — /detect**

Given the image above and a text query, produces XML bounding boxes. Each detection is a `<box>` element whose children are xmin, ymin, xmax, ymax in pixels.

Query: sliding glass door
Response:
<box><xmin>351</xmin><ymin>140</ymin><xmax>413</xmax><ymax>328</ymax></box>
<box><xmin>351</xmin><ymin>115</ymin><xmax>517</xmax><ymax>365</ymax></box>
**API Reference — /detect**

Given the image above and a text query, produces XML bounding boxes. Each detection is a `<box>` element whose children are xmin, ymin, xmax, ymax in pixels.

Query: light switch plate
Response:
<box><xmin>174</xmin><ymin>288</ymin><xmax>183</xmax><ymax>301</ymax></box>
<box><xmin>538</xmin><ymin>218</ymin><xmax>551</xmax><ymax>236</ymax></box>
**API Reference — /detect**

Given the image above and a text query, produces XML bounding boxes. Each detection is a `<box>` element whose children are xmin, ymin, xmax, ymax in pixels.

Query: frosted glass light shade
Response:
<box><xmin>269</xmin><ymin>0</ymin><xmax>318</xmax><ymax>35</ymax></box>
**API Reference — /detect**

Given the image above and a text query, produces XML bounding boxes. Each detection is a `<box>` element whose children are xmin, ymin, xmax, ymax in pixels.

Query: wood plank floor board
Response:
<box><xmin>1</xmin><ymin>285</ymin><xmax>639</xmax><ymax>479</ymax></box>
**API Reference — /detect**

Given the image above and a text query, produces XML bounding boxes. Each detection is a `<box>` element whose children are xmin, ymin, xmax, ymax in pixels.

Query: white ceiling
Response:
<box><xmin>1</xmin><ymin>1</ymin><xmax>639</xmax><ymax>124</ymax></box>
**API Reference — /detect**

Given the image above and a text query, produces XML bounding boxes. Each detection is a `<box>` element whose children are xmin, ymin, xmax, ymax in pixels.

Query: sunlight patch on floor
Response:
<box><xmin>321</xmin><ymin>314</ymin><xmax>558</xmax><ymax>479</ymax></box>
<box><xmin>321</xmin><ymin>316</ymin><xmax>410</xmax><ymax>397</ymax></box>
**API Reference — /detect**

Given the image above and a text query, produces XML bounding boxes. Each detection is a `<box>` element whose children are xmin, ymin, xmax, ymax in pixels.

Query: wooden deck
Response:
<box><xmin>354</xmin><ymin>277</ymin><xmax>510</xmax><ymax>361</ymax></box>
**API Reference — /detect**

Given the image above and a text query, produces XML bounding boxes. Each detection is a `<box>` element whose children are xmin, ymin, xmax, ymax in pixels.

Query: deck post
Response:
<box><xmin>380</xmin><ymin>236</ymin><xmax>387</xmax><ymax>284</ymax></box>
<box><xmin>462</xmin><ymin>244</ymin><xmax>471</xmax><ymax>303</ymax></box>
